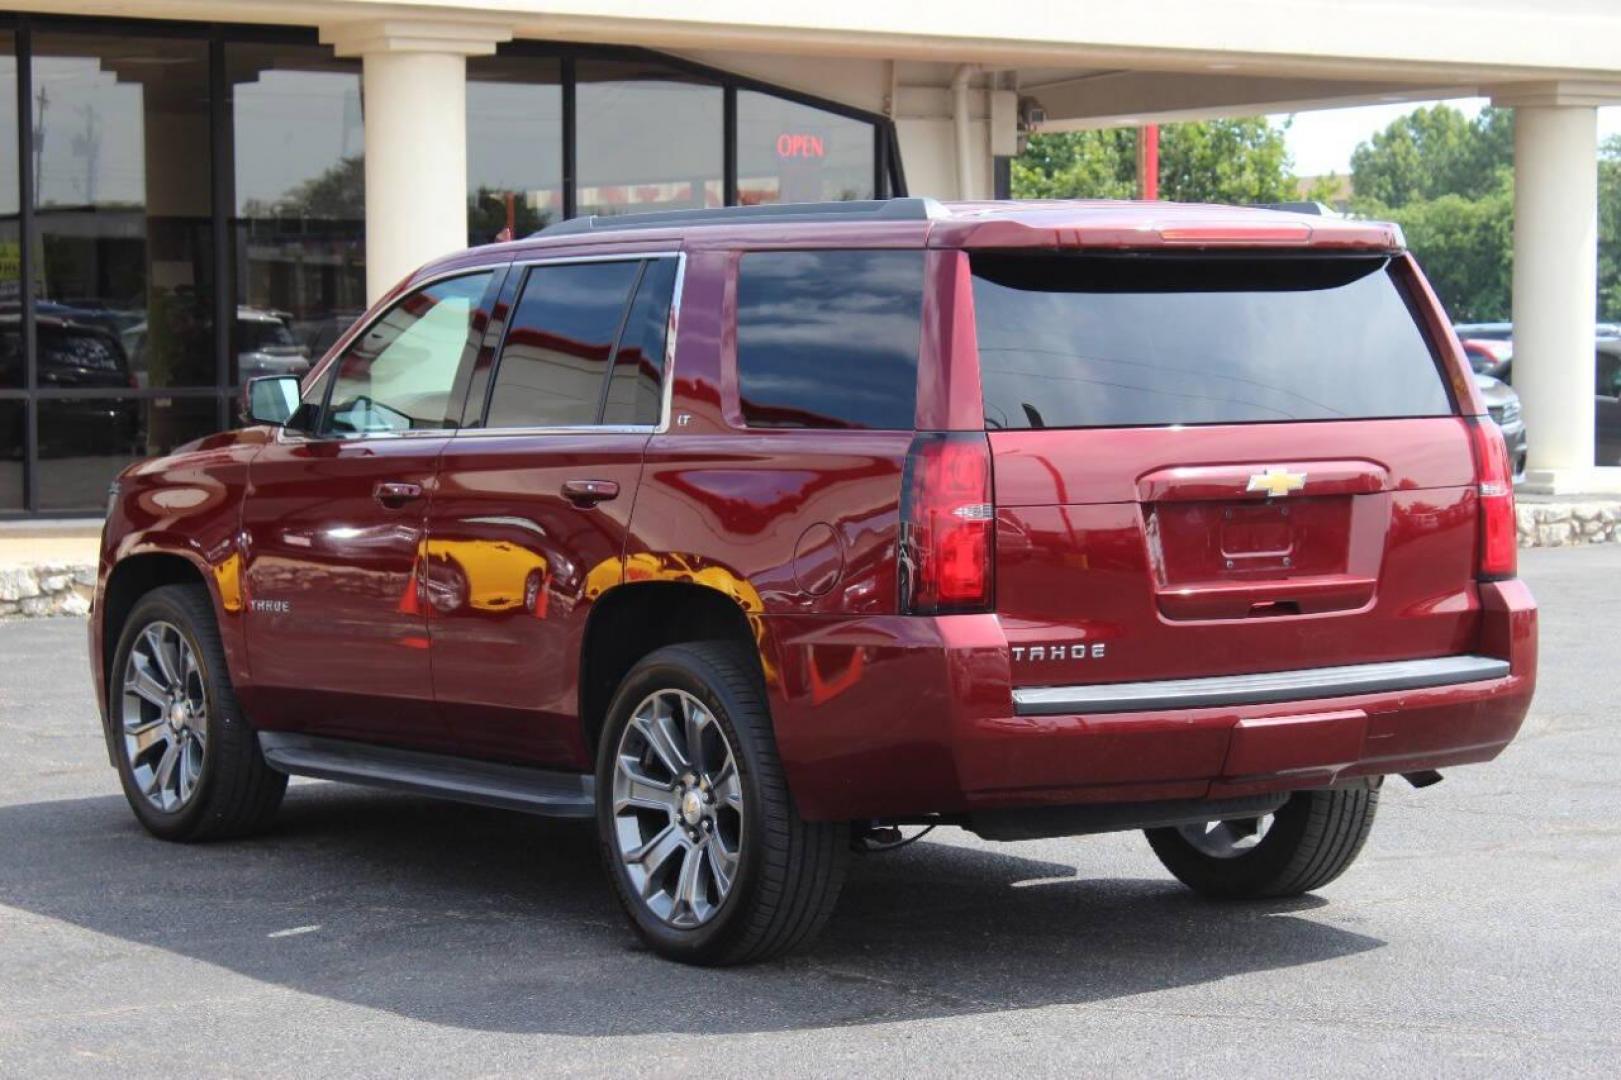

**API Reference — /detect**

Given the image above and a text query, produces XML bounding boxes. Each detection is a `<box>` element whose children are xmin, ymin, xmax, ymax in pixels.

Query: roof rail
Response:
<box><xmin>532</xmin><ymin>197</ymin><xmax>943</xmax><ymax>237</ymax></box>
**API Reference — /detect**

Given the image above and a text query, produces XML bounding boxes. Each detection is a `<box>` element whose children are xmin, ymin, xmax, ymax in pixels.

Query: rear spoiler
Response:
<box><xmin>929</xmin><ymin>212</ymin><xmax>1405</xmax><ymax>252</ymax></box>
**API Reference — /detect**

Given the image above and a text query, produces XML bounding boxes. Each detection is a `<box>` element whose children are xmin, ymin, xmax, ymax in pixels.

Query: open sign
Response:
<box><xmin>776</xmin><ymin>134</ymin><xmax>826</xmax><ymax>159</ymax></box>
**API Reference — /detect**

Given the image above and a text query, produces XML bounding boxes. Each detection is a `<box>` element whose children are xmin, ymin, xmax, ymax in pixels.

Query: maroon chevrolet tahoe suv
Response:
<box><xmin>90</xmin><ymin>199</ymin><xmax>1538</xmax><ymax>965</ymax></box>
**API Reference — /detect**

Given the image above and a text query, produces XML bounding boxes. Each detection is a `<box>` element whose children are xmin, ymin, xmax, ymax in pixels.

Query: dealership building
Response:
<box><xmin>0</xmin><ymin>0</ymin><xmax>1618</xmax><ymax>515</ymax></box>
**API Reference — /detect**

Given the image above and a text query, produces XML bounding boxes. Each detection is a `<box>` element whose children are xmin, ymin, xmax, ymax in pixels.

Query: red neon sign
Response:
<box><xmin>776</xmin><ymin>133</ymin><xmax>825</xmax><ymax>159</ymax></box>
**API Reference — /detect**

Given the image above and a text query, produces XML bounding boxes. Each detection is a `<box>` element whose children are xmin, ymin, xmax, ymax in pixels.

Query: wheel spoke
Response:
<box><xmin>683</xmin><ymin>699</ymin><xmax>709</xmax><ymax>777</ymax></box>
<box><xmin>632</xmin><ymin>825</ymin><xmax>687</xmax><ymax>896</ymax></box>
<box><xmin>145</xmin><ymin>626</ymin><xmax>181</xmax><ymax>689</ymax></box>
<box><xmin>147</xmin><ymin>741</ymin><xmax>180</xmax><ymax>799</ymax></box>
<box><xmin>674</xmin><ymin>843</ymin><xmax>705</xmax><ymax>918</ymax></box>
<box><xmin>126</xmin><ymin>665</ymin><xmax>169</xmax><ymax>710</ymax></box>
<box><xmin>180</xmin><ymin>647</ymin><xmax>202</xmax><ymax>703</ymax></box>
<box><xmin>712</xmin><ymin>759</ymin><xmax>743</xmax><ymax>812</ymax></box>
<box><xmin>1179</xmin><ymin>813</ymin><xmax>1274</xmax><ymax>859</ymax></box>
<box><xmin>705</xmin><ymin>838</ymin><xmax>737</xmax><ymax>896</ymax></box>
<box><xmin>633</xmin><ymin>708</ymin><xmax>690</xmax><ymax>778</ymax></box>
<box><xmin>615</xmin><ymin>760</ymin><xmax>681</xmax><ymax>815</ymax></box>
<box><xmin>176</xmin><ymin>741</ymin><xmax>196</xmax><ymax>802</ymax></box>
<box><xmin>128</xmin><ymin>719</ymin><xmax>168</xmax><ymax>755</ymax></box>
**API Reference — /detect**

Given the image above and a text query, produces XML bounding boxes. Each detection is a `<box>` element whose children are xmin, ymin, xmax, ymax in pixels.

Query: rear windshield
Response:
<box><xmin>972</xmin><ymin>253</ymin><xmax>1453</xmax><ymax>430</ymax></box>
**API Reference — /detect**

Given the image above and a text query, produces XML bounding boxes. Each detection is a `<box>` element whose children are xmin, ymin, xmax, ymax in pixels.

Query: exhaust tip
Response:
<box><xmin>1402</xmin><ymin>769</ymin><xmax>1444</xmax><ymax>789</ymax></box>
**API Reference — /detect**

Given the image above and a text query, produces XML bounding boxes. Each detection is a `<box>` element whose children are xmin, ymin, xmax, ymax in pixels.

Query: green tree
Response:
<box><xmin>1388</xmin><ymin>185</ymin><xmax>1515</xmax><ymax>322</ymax></box>
<box><xmin>1348</xmin><ymin>105</ymin><xmax>1517</xmax><ymax>321</ymax></box>
<box><xmin>243</xmin><ymin>155</ymin><xmax>365</xmax><ymax>218</ymax></box>
<box><xmin>1600</xmin><ymin>136</ymin><xmax>1621</xmax><ymax>322</ymax></box>
<box><xmin>1012</xmin><ymin>118</ymin><xmax>1295</xmax><ymax>204</ymax></box>
<box><xmin>1159</xmin><ymin>117</ymin><xmax>1296</xmax><ymax>204</ymax></box>
<box><xmin>1011</xmin><ymin>127</ymin><xmax>1137</xmax><ymax>200</ymax></box>
<box><xmin>1348</xmin><ymin>105</ymin><xmax>1513</xmax><ymax>209</ymax></box>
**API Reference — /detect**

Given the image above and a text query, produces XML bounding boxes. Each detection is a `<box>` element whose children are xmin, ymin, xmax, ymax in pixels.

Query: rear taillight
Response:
<box><xmin>899</xmin><ymin>432</ymin><xmax>994</xmax><ymax>614</ymax></box>
<box><xmin>1467</xmin><ymin>416</ymin><xmax>1517</xmax><ymax>580</ymax></box>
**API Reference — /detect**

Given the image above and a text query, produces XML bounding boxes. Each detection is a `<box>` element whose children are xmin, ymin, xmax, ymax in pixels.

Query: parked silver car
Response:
<box><xmin>1474</xmin><ymin>372</ymin><xmax>1526</xmax><ymax>480</ymax></box>
<box><xmin>1454</xmin><ymin>323</ymin><xmax>1621</xmax><ymax>471</ymax></box>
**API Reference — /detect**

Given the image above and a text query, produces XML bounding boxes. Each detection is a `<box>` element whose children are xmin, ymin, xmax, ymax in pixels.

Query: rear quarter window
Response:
<box><xmin>735</xmin><ymin>249</ymin><xmax>925</xmax><ymax>430</ymax></box>
<box><xmin>973</xmin><ymin>253</ymin><xmax>1454</xmax><ymax>430</ymax></box>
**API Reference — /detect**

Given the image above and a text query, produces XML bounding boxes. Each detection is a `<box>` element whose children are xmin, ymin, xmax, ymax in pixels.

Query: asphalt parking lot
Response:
<box><xmin>1</xmin><ymin>546</ymin><xmax>1617</xmax><ymax>1078</ymax></box>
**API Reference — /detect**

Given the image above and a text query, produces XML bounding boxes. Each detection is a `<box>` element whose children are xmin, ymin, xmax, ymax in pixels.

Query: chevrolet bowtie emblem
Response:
<box><xmin>1247</xmin><ymin>467</ymin><xmax>1308</xmax><ymax>497</ymax></box>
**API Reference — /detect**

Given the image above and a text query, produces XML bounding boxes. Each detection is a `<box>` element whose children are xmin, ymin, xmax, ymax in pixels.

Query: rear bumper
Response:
<box><xmin>764</xmin><ymin>579</ymin><xmax>1537</xmax><ymax>821</ymax></box>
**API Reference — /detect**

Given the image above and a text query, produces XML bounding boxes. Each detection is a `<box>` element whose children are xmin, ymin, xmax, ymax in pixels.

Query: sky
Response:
<box><xmin>1276</xmin><ymin>99</ymin><xmax>1621</xmax><ymax>177</ymax></box>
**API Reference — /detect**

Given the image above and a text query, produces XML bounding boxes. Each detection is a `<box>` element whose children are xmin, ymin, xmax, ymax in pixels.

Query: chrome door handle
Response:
<box><xmin>374</xmin><ymin>481</ymin><xmax>423</xmax><ymax>508</ymax></box>
<box><xmin>562</xmin><ymin>479</ymin><xmax>620</xmax><ymax>507</ymax></box>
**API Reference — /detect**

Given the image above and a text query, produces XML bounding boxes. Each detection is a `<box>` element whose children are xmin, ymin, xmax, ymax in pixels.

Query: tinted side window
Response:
<box><xmin>603</xmin><ymin>257</ymin><xmax>677</xmax><ymax>426</ymax></box>
<box><xmin>486</xmin><ymin>261</ymin><xmax>641</xmax><ymax>428</ymax></box>
<box><xmin>974</xmin><ymin>254</ymin><xmax>1453</xmax><ymax>430</ymax></box>
<box><xmin>322</xmin><ymin>272</ymin><xmax>494</xmax><ymax>436</ymax></box>
<box><xmin>736</xmin><ymin>250</ymin><xmax>924</xmax><ymax>430</ymax></box>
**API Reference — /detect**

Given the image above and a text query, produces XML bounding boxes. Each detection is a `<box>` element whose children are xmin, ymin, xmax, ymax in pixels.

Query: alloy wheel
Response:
<box><xmin>610</xmin><ymin>689</ymin><xmax>743</xmax><ymax>929</ymax></box>
<box><xmin>1176</xmin><ymin>813</ymin><xmax>1275</xmax><ymax>860</ymax></box>
<box><xmin>120</xmin><ymin>621</ymin><xmax>208</xmax><ymax>813</ymax></box>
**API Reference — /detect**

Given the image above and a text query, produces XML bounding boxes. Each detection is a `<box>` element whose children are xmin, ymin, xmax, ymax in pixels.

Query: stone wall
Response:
<box><xmin>1517</xmin><ymin>501</ymin><xmax>1621</xmax><ymax>548</ymax></box>
<box><xmin>0</xmin><ymin>563</ymin><xmax>95</xmax><ymax>618</ymax></box>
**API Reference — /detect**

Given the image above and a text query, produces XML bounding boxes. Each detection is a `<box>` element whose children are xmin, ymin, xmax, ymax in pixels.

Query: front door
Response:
<box><xmin>427</xmin><ymin>254</ymin><xmax>680</xmax><ymax>767</ymax></box>
<box><xmin>241</xmin><ymin>269</ymin><xmax>501</xmax><ymax>749</ymax></box>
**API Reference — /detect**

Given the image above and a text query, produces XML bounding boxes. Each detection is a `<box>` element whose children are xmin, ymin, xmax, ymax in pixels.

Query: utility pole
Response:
<box><xmin>1138</xmin><ymin>123</ymin><xmax>1159</xmax><ymax>200</ymax></box>
<box><xmin>33</xmin><ymin>84</ymin><xmax>48</xmax><ymax>202</ymax></box>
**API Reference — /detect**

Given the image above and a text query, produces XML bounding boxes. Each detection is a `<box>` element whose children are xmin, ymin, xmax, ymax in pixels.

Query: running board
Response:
<box><xmin>257</xmin><ymin>732</ymin><xmax>595</xmax><ymax>818</ymax></box>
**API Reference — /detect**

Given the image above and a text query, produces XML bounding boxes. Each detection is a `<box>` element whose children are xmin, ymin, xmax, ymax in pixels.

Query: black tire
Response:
<box><xmin>108</xmin><ymin>583</ymin><xmax>287</xmax><ymax>842</ymax></box>
<box><xmin>595</xmin><ymin>641</ymin><xmax>850</xmax><ymax>965</ymax></box>
<box><xmin>1145</xmin><ymin>783</ymin><xmax>1380</xmax><ymax>899</ymax></box>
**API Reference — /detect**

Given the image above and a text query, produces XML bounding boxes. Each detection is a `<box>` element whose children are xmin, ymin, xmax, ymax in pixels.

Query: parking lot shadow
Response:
<box><xmin>0</xmin><ymin>784</ymin><xmax>1383</xmax><ymax>1036</ymax></box>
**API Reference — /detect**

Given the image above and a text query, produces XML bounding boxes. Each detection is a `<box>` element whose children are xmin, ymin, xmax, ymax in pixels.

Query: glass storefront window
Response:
<box><xmin>737</xmin><ymin>90</ymin><xmax>875</xmax><ymax>205</ymax></box>
<box><xmin>37</xmin><ymin>395</ymin><xmax>218</xmax><ymax>511</ymax></box>
<box><xmin>32</xmin><ymin>34</ymin><xmax>215</xmax><ymax>390</ymax></box>
<box><xmin>1</xmin><ymin>31</ymin><xmax>19</xmax><ymax>394</ymax></box>
<box><xmin>467</xmin><ymin>54</ymin><xmax>562</xmax><ymax>244</ymax></box>
<box><xmin>576</xmin><ymin>59</ymin><xmax>723</xmax><ymax>217</ymax></box>
<box><xmin>0</xmin><ymin>27</ymin><xmax>899</xmax><ymax>516</ymax></box>
<box><xmin>0</xmin><ymin>401</ymin><xmax>19</xmax><ymax>510</ymax></box>
<box><xmin>227</xmin><ymin>42</ymin><xmax>364</xmax><ymax>384</ymax></box>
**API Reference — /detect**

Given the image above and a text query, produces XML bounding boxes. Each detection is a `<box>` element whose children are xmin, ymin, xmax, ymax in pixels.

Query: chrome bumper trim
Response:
<box><xmin>1011</xmin><ymin>655</ymin><xmax>1511</xmax><ymax>716</ymax></box>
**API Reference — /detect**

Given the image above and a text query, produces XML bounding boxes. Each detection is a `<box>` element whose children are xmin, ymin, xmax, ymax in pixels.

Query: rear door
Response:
<box><xmin>972</xmin><ymin>250</ymin><xmax>1478</xmax><ymax>690</ymax></box>
<box><xmin>425</xmin><ymin>254</ymin><xmax>679</xmax><ymax>768</ymax></box>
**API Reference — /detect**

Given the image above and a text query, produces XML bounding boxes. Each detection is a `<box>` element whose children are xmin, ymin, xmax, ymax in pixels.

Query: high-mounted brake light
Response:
<box><xmin>899</xmin><ymin>432</ymin><xmax>994</xmax><ymax>614</ymax></box>
<box><xmin>1467</xmin><ymin>417</ymin><xmax>1517</xmax><ymax>580</ymax></box>
<box><xmin>1156</xmin><ymin>223</ymin><xmax>1313</xmax><ymax>245</ymax></box>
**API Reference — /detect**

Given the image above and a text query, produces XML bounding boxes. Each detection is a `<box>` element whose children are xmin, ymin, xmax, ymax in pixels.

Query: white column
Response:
<box><xmin>1493</xmin><ymin>81</ymin><xmax>1621</xmax><ymax>493</ymax></box>
<box><xmin>322</xmin><ymin>20</ymin><xmax>513</xmax><ymax>303</ymax></box>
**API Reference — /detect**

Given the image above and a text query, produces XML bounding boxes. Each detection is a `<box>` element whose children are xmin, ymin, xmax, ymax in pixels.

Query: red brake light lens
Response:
<box><xmin>1156</xmin><ymin>223</ymin><xmax>1313</xmax><ymax>245</ymax></box>
<box><xmin>1467</xmin><ymin>416</ymin><xmax>1517</xmax><ymax>580</ymax></box>
<box><xmin>899</xmin><ymin>432</ymin><xmax>994</xmax><ymax>614</ymax></box>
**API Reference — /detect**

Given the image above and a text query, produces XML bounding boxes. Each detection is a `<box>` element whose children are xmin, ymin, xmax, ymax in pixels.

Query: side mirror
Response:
<box><xmin>242</xmin><ymin>375</ymin><xmax>301</xmax><ymax>427</ymax></box>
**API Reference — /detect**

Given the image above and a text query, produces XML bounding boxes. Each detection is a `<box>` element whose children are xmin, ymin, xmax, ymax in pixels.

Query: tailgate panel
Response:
<box><xmin>992</xmin><ymin>418</ymin><xmax>1480</xmax><ymax>689</ymax></box>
